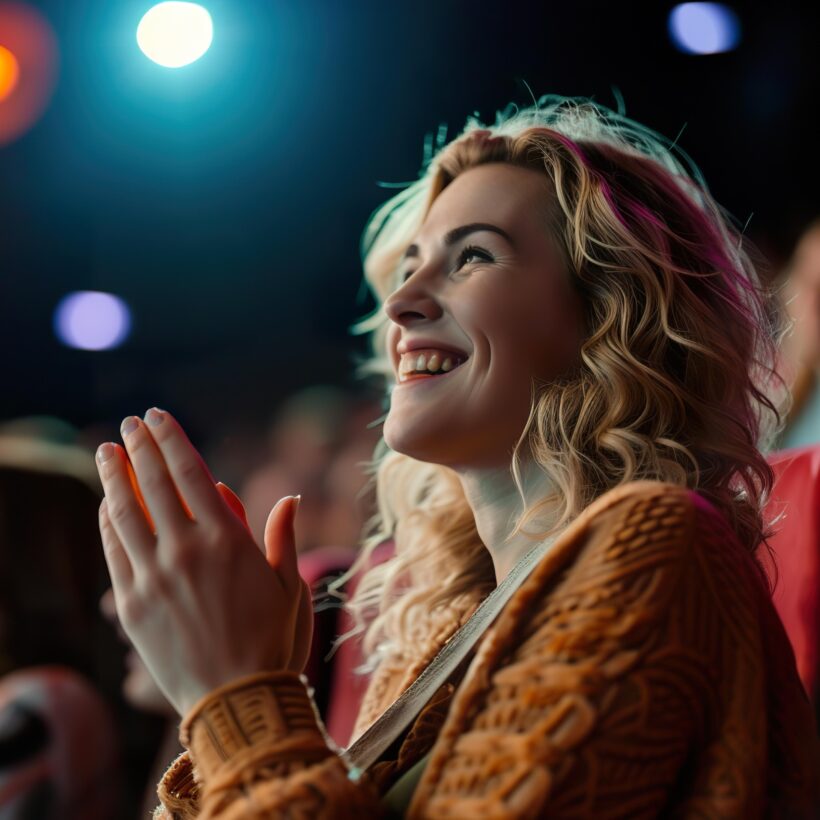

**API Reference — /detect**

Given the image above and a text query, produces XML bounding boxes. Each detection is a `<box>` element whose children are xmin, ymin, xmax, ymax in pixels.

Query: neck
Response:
<box><xmin>454</xmin><ymin>457</ymin><xmax>555</xmax><ymax>584</ymax></box>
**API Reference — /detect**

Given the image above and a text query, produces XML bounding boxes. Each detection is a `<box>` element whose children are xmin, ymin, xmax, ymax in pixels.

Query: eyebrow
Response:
<box><xmin>402</xmin><ymin>222</ymin><xmax>514</xmax><ymax>260</ymax></box>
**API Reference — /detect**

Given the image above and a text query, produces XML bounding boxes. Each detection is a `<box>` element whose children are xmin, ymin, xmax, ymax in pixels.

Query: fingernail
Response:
<box><xmin>97</xmin><ymin>443</ymin><xmax>115</xmax><ymax>463</ymax></box>
<box><xmin>293</xmin><ymin>494</ymin><xmax>301</xmax><ymax>514</ymax></box>
<box><xmin>145</xmin><ymin>408</ymin><xmax>165</xmax><ymax>427</ymax></box>
<box><xmin>121</xmin><ymin>417</ymin><xmax>140</xmax><ymax>437</ymax></box>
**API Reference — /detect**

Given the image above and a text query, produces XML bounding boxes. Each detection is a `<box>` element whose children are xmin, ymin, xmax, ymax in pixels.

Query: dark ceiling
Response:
<box><xmin>1</xmin><ymin>0</ymin><xmax>818</xmax><ymax>441</ymax></box>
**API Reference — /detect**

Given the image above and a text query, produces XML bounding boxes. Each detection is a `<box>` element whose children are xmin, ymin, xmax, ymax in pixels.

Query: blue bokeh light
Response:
<box><xmin>668</xmin><ymin>3</ymin><xmax>741</xmax><ymax>55</ymax></box>
<box><xmin>54</xmin><ymin>291</ymin><xmax>132</xmax><ymax>351</ymax></box>
<box><xmin>137</xmin><ymin>2</ymin><xmax>213</xmax><ymax>68</ymax></box>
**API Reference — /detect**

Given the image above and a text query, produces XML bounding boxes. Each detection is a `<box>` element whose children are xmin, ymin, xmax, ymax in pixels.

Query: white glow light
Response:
<box><xmin>668</xmin><ymin>3</ymin><xmax>741</xmax><ymax>55</ymax></box>
<box><xmin>137</xmin><ymin>2</ymin><xmax>213</xmax><ymax>68</ymax></box>
<box><xmin>54</xmin><ymin>291</ymin><xmax>132</xmax><ymax>351</ymax></box>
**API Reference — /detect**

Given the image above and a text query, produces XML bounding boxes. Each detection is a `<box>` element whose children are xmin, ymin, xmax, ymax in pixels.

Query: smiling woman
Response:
<box><xmin>98</xmin><ymin>95</ymin><xmax>820</xmax><ymax>819</ymax></box>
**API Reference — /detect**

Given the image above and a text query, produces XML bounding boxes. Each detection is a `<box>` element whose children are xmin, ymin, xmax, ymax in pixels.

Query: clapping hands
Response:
<box><xmin>96</xmin><ymin>408</ymin><xmax>313</xmax><ymax>716</ymax></box>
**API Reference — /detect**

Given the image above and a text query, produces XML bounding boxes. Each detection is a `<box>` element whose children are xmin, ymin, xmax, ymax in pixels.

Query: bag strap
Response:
<box><xmin>342</xmin><ymin>536</ymin><xmax>557</xmax><ymax>776</ymax></box>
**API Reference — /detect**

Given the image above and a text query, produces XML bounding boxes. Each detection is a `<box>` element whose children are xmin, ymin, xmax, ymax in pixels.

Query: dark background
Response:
<box><xmin>1</xmin><ymin>0</ymin><xmax>819</xmax><ymax>442</ymax></box>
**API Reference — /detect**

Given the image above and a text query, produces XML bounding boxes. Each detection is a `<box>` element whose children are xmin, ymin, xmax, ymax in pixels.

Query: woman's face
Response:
<box><xmin>383</xmin><ymin>162</ymin><xmax>584</xmax><ymax>468</ymax></box>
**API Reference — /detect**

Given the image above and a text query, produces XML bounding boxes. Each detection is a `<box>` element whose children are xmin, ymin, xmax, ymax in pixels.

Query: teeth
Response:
<box><xmin>397</xmin><ymin>349</ymin><xmax>465</xmax><ymax>380</ymax></box>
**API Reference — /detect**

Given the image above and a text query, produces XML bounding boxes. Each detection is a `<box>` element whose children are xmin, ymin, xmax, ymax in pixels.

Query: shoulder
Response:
<box><xmin>534</xmin><ymin>480</ymin><xmax>706</xmax><ymax>594</ymax></box>
<box><xmin>559</xmin><ymin>479</ymin><xmax>750</xmax><ymax>580</ymax></box>
<box><xmin>501</xmin><ymin>480</ymin><xmax>761</xmax><ymax>667</ymax></box>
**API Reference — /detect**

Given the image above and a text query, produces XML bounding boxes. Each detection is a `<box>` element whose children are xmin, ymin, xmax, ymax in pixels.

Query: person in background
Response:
<box><xmin>779</xmin><ymin>218</ymin><xmax>820</xmax><ymax>448</ymax></box>
<box><xmin>240</xmin><ymin>386</ymin><xmax>379</xmax><ymax>552</ymax></box>
<box><xmin>0</xmin><ymin>420</ymin><xmax>122</xmax><ymax>818</ymax></box>
<box><xmin>0</xmin><ymin>666</ymin><xmax>118</xmax><ymax>820</ymax></box>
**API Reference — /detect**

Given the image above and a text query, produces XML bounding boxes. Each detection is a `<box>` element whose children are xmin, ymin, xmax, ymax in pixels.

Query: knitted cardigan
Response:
<box><xmin>152</xmin><ymin>482</ymin><xmax>820</xmax><ymax>818</ymax></box>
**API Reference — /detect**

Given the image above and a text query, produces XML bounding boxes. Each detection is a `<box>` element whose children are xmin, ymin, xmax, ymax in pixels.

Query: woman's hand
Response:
<box><xmin>95</xmin><ymin>408</ymin><xmax>313</xmax><ymax>717</ymax></box>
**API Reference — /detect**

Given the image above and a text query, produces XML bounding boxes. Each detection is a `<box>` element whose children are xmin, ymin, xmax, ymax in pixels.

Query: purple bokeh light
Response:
<box><xmin>54</xmin><ymin>291</ymin><xmax>132</xmax><ymax>351</ymax></box>
<box><xmin>668</xmin><ymin>3</ymin><xmax>741</xmax><ymax>55</ymax></box>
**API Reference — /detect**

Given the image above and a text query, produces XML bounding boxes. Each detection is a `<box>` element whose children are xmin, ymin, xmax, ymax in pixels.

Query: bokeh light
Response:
<box><xmin>0</xmin><ymin>2</ymin><xmax>58</xmax><ymax>146</ymax></box>
<box><xmin>668</xmin><ymin>3</ymin><xmax>741</xmax><ymax>55</ymax></box>
<box><xmin>54</xmin><ymin>292</ymin><xmax>132</xmax><ymax>351</ymax></box>
<box><xmin>136</xmin><ymin>2</ymin><xmax>213</xmax><ymax>68</ymax></box>
<box><xmin>0</xmin><ymin>44</ymin><xmax>19</xmax><ymax>101</ymax></box>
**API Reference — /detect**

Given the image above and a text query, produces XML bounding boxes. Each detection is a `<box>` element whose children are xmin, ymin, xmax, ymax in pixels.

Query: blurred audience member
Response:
<box><xmin>0</xmin><ymin>418</ymin><xmax>106</xmax><ymax>683</ymax></box>
<box><xmin>780</xmin><ymin>218</ymin><xmax>820</xmax><ymax>448</ymax></box>
<box><xmin>240</xmin><ymin>386</ymin><xmax>379</xmax><ymax>551</ymax></box>
<box><xmin>317</xmin><ymin>397</ymin><xmax>381</xmax><ymax>550</ymax></box>
<box><xmin>0</xmin><ymin>419</ymin><xmax>125</xmax><ymax>818</ymax></box>
<box><xmin>0</xmin><ymin>666</ymin><xmax>118</xmax><ymax>820</ymax></box>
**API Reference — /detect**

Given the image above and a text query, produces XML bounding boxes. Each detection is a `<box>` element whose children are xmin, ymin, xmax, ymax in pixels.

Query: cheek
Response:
<box><xmin>533</xmin><ymin>281</ymin><xmax>583</xmax><ymax>366</ymax></box>
<box><xmin>504</xmin><ymin>301</ymin><xmax>583</xmax><ymax>383</ymax></box>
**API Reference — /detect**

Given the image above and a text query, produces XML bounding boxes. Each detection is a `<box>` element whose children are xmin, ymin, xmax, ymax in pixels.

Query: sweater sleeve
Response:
<box><xmin>154</xmin><ymin>671</ymin><xmax>384</xmax><ymax>820</ymax></box>
<box><xmin>407</xmin><ymin>483</ymin><xmax>814</xmax><ymax>818</ymax></box>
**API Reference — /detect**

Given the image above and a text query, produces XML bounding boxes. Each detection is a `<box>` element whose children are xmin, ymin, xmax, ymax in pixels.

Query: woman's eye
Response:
<box><xmin>397</xmin><ymin>246</ymin><xmax>492</xmax><ymax>285</ymax></box>
<box><xmin>456</xmin><ymin>245</ymin><xmax>492</xmax><ymax>270</ymax></box>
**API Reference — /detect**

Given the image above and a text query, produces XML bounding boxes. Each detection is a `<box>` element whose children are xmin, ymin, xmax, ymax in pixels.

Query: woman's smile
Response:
<box><xmin>394</xmin><ymin>360</ymin><xmax>467</xmax><ymax>388</ymax></box>
<box><xmin>396</xmin><ymin>347</ymin><xmax>469</xmax><ymax>383</ymax></box>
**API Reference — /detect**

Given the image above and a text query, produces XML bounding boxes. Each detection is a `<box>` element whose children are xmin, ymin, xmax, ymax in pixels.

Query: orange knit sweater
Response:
<box><xmin>152</xmin><ymin>482</ymin><xmax>820</xmax><ymax>818</ymax></box>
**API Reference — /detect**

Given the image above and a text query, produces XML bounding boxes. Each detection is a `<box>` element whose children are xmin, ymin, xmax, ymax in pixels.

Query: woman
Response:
<box><xmin>96</xmin><ymin>97</ymin><xmax>820</xmax><ymax>817</ymax></box>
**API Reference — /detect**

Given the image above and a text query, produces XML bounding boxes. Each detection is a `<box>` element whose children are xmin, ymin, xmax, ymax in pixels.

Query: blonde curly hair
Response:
<box><xmin>334</xmin><ymin>95</ymin><xmax>785</xmax><ymax>668</ymax></box>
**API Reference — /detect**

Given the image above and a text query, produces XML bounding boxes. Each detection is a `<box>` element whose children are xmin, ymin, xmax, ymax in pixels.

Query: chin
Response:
<box><xmin>383</xmin><ymin>414</ymin><xmax>456</xmax><ymax>465</ymax></box>
<box><xmin>384</xmin><ymin>414</ymin><xmax>506</xmax><ymax>469</ymax></box>
<box><xmin>384</xmin><ymin>424</ymin><xmax>438</xmax><ymax>464</ymax></box>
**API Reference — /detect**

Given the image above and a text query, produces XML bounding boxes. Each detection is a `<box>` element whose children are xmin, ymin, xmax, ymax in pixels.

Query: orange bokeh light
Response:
<box><xmin>0</xmin><ymin>2</ymin><xmax>58</xmax><ymax>146</ymax></box>
<box><xmin>0</xmin><ymin>44</ymin><xmax>19</xmax><ymax>102</ymax></box>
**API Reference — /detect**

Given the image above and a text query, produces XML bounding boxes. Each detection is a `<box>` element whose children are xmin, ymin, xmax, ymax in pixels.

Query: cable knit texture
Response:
<box><xmin>154</xmin><ymin>482</ymin><xmax>820</xmax><ymax>819</ymax></box>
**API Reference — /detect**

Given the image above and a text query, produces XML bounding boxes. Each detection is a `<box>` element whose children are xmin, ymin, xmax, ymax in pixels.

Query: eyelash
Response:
<box><xmin>400</xmin><ymin>245</ymin><xmax>493</xmax><ymax>283</ymax></box>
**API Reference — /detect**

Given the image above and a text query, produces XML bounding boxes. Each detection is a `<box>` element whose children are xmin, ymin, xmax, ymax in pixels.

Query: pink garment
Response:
<box><xmin>764</xmin><ymin>444</ymin><xmax>820</xmax><ymax>701</ymax></box>
<box><xmin>297</xmin><ymin>542</ymin><xmax>394</xmax><ymax>747</ymax></box>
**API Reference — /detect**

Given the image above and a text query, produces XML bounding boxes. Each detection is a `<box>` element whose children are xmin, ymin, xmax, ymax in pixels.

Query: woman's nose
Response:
<box><xmin>384</xmin><ymin>276</ymin><xmax>443</xmax><ymax>326</ymax></box>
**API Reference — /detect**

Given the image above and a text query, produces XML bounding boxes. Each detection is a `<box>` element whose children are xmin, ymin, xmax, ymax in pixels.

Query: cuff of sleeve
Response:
<box><xmin>156</xmin><ymin>751</ymin><xmax>200</xmax><ymax>819</ymax></box>
<box><xmin>179</xmin><ymin>671</ymin><xmax>335</xmax><ymax>784</ymax></box>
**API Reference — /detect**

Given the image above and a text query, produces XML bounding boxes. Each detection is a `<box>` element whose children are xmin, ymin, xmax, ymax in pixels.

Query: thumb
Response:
<box><xmin>216</xmin><ymin>482</ymin><xmax>251</xmax><ymax>533</ymax></box>
<box><xmin>263</xmin><ymin>495</ymin><xmax>301</xmax><ymax>590</ymax></box>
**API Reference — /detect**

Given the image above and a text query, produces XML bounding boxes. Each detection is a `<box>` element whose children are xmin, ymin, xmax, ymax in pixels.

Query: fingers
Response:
<box><xmin>288</xmin><ymin>579</ymin><xmax>314</xmax><ymax>672</ymax></box>
<box><xmin>99</xmin><ymin>498</ymin><xmax>135</xmax><ymax>592</ymax></box>
<box><xmin>125</xmin><ymin>458</ymin><xmax>156</xmax><ymax>533</ymax></box>
<box><xmin>120</xmin><ymin>416</ymin><xmax>190</xmax><ymax>533</ymax></box>
<box><xmin>141</xmin><ymin>408</ymin><xmax>225</xmax><ymax>526</ymax></box>
<box><xmin>96</xmin><ymin>443</ymin><xmax>155</xmax><ymax>565</ymax></box>
<box><xmin>216</xmin><ymin>482</ymin><xmax>252</xmax><ymax>533</ymax></box>
<box><xmin>263</xmin><ymin>495</ymin><xmax>301</xmax><ymax>591</ymax></box>
<box><xmin>99</xmin><ymin>587</ymin><xmax>116</xmax><ymax>618</ymax></box>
